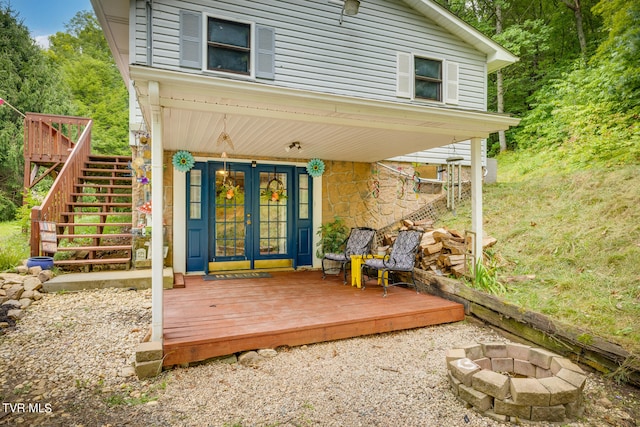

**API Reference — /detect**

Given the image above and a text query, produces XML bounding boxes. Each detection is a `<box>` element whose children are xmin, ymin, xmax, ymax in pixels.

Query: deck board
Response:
<box><xmin>163</xmin><ymin>270</ymin><xmax>464</xmax><ymax>366</ymax></box>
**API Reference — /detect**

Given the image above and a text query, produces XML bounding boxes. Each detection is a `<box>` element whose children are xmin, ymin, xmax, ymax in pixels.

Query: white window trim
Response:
<box><xmin>412</xmin><ymin>53</ymin><xmax>446</xmax><ymax>105</ymax></box>
<box><xmin>397</xmin><ymin>52</ymin><xmax>459</xmax><ymax>106</ymax></box>
<box><xmin>201</xmin><ymin>13</ymin><xmax>256</xmax><ymax>80</ymax></box>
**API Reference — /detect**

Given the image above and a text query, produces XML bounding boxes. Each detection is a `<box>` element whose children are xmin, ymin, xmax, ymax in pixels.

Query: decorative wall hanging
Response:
<box><xmin>261</xmin><ymin>177</ymin><xmax>287</xmax><ymax>202</ymax></box>
<box><xmin>222</xmin><ymin>179</ymin><xmax>241</xmax><ymax>200</ymax></box>
<box><xmin>172</xmin><ymin>150</ymin><xmax>195</xmax><ymax>172</ymax></box>
<box><xmin>216</xmin><ymin>114</ymin><xmax>235</xmax><ymax>151</ymax></box>
<box><xmin>369</xmin><ymin>163</ymin><xmax>380</xmax><ymax>199</ymax></box>
<box><xmin>306</xmin><ymin>158</ymin><xmax>325</xmax><ymax>177</ymax></box>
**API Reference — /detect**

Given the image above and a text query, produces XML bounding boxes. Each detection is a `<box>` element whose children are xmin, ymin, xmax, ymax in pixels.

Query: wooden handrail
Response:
<box><xmin>30</xmin><ymin>118</ymin><xmax>93</xmax><ymax>256</ymax></box>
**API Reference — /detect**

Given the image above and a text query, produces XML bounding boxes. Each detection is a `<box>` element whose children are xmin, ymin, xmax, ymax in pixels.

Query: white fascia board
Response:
<box><xmin>401</xmin><ymin>0</ymin><xmax>519</xmax><ymax>73</ymax></box>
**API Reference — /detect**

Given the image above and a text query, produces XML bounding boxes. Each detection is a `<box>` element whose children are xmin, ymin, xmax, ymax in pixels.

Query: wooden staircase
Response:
<box><xmin>53</xmin><ymin>155</ymin><xmax>134</xmax><ymax>270</ymax></box>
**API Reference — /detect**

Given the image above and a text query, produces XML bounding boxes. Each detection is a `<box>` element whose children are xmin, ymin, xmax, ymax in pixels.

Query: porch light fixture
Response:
<box><xmin>285</xmin><ymin>141</ymin><xmax>302</xmax><ymax>152</ymax></box>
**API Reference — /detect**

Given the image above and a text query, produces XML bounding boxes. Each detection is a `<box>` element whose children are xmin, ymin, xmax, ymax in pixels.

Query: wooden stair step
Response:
<box><xmin>70</xmin><ymin>192</ymin><xmax>132</xmax><ymax>198</ymax></box>
<box><xmin>56</xmin><ymin>245</ymin><xmax>132</xmax><ymax>252</ymax></box>
<box><xmin>85</xmin><ymin>159</ymin><xmax>131</xmax><ymax>166</ymax></box>
<box><xmin>57</xmin><ymin>233</ymin><xmax>132</xmax><ymax>239</ymax></box>
<box><xmin>89</xmin><ymin>155</ymin><xmax>132</xmax><ymax>161</ymax></box>
<box><xmin>61</xmin><ymin>212</ymin><xmax>131</xmax><ymax>216</ymax></box>
<box><xmin>81</xmin><ymin>167</ymin><xmax>132</xmax><ymax>175</ymax></box>
<box><xmin>54</xmin><ymin>257</ymin><xmax>131</xmax><ymax>266</ymax></box>
<box><xmin>76</xmin><ymin>183</ymin><xmax>132</xmax><ymax>190</ymax></box>
<box><xmin>57</xmin><ymin>222</ymin><xmax>131</xmax><ymax>227</ymax></box>
<box><xmin>78</xmin><ymin>176</ymin><xmax>133</xmax><ymax>181</ymax></box>
<box><xmin>69</xmin><ymin>202</ymin><xmax>131</xmax><ymax>208</ymax></box>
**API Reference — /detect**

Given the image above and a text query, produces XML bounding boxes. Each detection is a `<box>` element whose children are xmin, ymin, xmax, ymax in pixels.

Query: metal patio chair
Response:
<box><xmin>361</xmin><ymin>229</ymin><xmax>423</xmax><ymax>296</ymax></box>
<box><xmin>322</xmin><ymin>227</ymin><xmax>376</xmax><ymax>284</ymax></box>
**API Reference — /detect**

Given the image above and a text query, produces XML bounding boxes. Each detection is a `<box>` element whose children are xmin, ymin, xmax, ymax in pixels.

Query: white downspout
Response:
<box><xmin>149</xmin><ymin>80</ymin><xmax>164</xmax><ymax>342</ymax></box>
<box><xmin>470</xmin><ymin>137</ymin><xmax>483</xmax><ymax>264</ymax></box>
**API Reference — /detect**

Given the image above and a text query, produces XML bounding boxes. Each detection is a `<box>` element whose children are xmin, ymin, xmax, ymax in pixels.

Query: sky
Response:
<box><xmin>6</xmin><ymin>0</ymin><xmax>93</xmax><ymax>48</ymax></box>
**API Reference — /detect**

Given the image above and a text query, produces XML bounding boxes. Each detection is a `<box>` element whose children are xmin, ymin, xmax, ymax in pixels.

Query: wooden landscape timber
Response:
<box><xmin>414</xmin><ymin>269</ymin><xmax>640</xmax><ymax>387</ymax></box>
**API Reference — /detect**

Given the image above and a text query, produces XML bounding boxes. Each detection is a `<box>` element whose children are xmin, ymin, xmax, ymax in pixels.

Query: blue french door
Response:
<box><xmin>186</xmin><ymin>161</ymin><xmax>312</xmax><ymax>272</ymax></box>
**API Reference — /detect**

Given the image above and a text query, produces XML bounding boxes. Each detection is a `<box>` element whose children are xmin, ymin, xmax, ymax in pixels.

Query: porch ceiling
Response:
<box><xmin>132</xmin><ymin>66</ymin><xmax>519</xmax><ymax>163</ymax></box>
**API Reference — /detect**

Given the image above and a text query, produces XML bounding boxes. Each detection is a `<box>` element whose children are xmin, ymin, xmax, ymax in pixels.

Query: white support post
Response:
<box><xmin>149</xmin><ymin>81</ymin><xmax>164</xmax><ymax>342</ymax></box>
<box><xmin>470</xmin><ymin>137</ymin><xmax>483</xmax><ymax>265</ymax></box>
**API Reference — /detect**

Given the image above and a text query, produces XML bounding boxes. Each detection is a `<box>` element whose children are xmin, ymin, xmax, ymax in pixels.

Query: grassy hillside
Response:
<box><xmin>438</xmin><ymin>150</ymin><xmax>640</xmax><ymax>353</ymax></box>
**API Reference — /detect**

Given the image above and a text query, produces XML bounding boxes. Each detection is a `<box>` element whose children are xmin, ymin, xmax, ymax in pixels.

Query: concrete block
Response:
<box><xmin>446</xmin><ymin>348</ymin><xmax>466</xmax><ymax>366</ymax></box>
<box><xmin>136</xmin><ymin>341</ymin><xmax>163</xmax><ymax>363</ymax></box>
<box><xmin>514</xmin><ymin>359</ymin><xmax>536</xmax><ymax>377</ymax></box>
<box><xmin>550</xmin><ymin>357</ymin><xmax>585</xmax><ymax>375</ymax></box>
<box><xmin>135</xmin><ymin>360</ymin><xmax>162</xmax><ymax>379</ymax></box>
<box><xmin>539</xmin><ymin>376</ymin><xmax>579</xmax><ymax>405</ymax></box>
<box><xmin>491</xmin><ymin>357</ymin><xmax>514</xmax><ymax>373</ymax></box>
<box><xmin>531</xmin><ymin>404</ymin><xmax>565</xmax><ymax>422</ymax></box>
<box><xmin>494</xmin><ymin>398</ymin><xmax>531</xmax><ymax>420</ymax></box>
<box><xmin>484</xmin><ymin>409</ymin><xmax>508</xmax><ymax>423</ymax></box>
<box><xmin>474</xmin><ymin>357</ymin><xmax>492</xmax><ymax>370</ymax></box>
<box><xmin>449</xmin><ymin>358</ymin><xmax>481</xmax><ymax>387</ymax></box>
<box><xmin>510</xmin><ymin>378</ymin><xmax>550</xmax><ymax>406</ymax></box>
<box><xmin>565</xmin><ymin>398</ymin><xmax>585</xmax><ymax>418</ymax></box>
<box><xmin>482</xmin><ymin>342</ymin><xmax>508</xmax><ymax>358</ymax></box>
<box><xmin>528</xmin><ymin>347</ymin><xmax>558</xmax><ymax>369</ymax></box>
<box><xmin>457</xmin><ymin>343</ymin><xmax>483</xmax><ymax>360</ymax></box>
<box><xmin>472</xmin><ymin>369</ymin><xmax>510</xmax><ymax>400</ymax></box>
<box><xmin>459</xmin><ymin>384</ymin><xmax>493</xmax><ymax>412</ymax></box>
<box><xmin>555</xmin><ymin>368</ymin><xmax>587</xmax><ymax>390</ymax></box>
<box><xmin>506</xmin><ymin>343</ymin><xmax>530</xmax><ymax>361</ymax></box>
<box><xmin>448</xmin><ymin>371</ymin><xmax>461</xmax><ymax>396</ymax></box>
<box><xmin>536</xmin><ymin>366</ymin><xmax>553</xmax><ymax>378</ymax></box>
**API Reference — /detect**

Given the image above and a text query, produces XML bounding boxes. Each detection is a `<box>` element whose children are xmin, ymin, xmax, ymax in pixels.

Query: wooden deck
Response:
<box><xmin>162</xmin><ymin>270</ymin><xmax>465</xmax><ymax>366</ymax></box>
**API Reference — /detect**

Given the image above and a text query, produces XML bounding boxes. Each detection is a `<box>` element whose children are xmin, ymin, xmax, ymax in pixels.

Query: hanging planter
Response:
<box><xmin>172</xmin><ymin>150</ymin><xmax>195</xmax><ymax>172</ymax></box>
<box><xmin>261</xmin><ymin>178</ymin><xmax>287</xmax><ymax>202</ymax></box>
<box><xmin>306</xmin><ymin>158</ymin><xmax>325</xmax><ymax>178</ymax></box>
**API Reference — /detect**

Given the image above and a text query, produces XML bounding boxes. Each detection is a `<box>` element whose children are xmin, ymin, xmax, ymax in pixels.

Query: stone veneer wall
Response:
<box><xmin>321</xmin><ymin>161</ymin><xmax>444</xmax><ymax>231</ymax></box>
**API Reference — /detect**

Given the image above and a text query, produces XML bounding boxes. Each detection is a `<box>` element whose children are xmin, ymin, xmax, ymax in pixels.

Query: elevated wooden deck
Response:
<box><xmin>163</xmin><ymin>270</ymin><xmax>465</xmax><ymax>366</ymax></box>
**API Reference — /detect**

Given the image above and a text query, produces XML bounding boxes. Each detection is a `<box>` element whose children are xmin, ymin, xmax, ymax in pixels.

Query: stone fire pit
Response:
<box><xmin>446</xmin><ymin>342</ymin><xmax>587</xmax><ymax>423</ymax></box>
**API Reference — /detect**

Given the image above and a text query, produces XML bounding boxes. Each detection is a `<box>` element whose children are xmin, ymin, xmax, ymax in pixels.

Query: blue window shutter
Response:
<box><xmin>180</xmin><ymin>10</ymin><xmax>202</xmax><ymax>69</ymax></box>
<box><xmin>396</xmin><ymin>52</ymin><xmax>412</xmax><ymax>98</ymax></box>
<box><xmin>256</xmin><ymin>25</ymin><xmax>275</xmax><ymax>79</ymax></box>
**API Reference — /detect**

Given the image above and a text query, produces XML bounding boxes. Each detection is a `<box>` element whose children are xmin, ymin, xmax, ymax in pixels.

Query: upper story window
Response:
<box><xmin>415</xmin><ymin>57</ymin><xmax>442</xmax><ymax>101</ymax></box>
<box><xmin>396</xmin><ymin>52</ymin><xmax>458</xmax><ymax>105</ymax></box>
<box><xmin>180</xmin><ymin>10</ymin><xmax>275</xmax><ymax>79</ymax></box>
<box><xmin>207</xmin><ymin>18</ymin><xmax>251</xmax><ymax>75</ymax></box>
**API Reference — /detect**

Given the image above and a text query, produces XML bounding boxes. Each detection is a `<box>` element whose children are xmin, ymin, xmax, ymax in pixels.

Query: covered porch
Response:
<box><xmin>163</xmin><ymin>270</ymin><xmax>465</xmax><ymax>367</ymax></box>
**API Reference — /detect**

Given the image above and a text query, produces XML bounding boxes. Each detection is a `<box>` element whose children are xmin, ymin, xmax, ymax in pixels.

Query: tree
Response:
<box><xmin>561</xmin><ymin>0</ymin><xmax>588</xmax><ymax>62</ymax></box>
<box><xmin>0</xmin><ymin>3</ymin><xmax>73</xmax><ymax>215</ymax></box>
<box><xmin>48</xmin><ymin>11</ymin><xmax>129</xmax><ymax>155</ymax></box>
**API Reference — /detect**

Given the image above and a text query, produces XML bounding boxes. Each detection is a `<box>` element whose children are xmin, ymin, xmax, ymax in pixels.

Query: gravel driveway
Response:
<box><xmin>0</xmin><ymin>287</ymin><xmax>638</xmax><ymax>426</ymax></box>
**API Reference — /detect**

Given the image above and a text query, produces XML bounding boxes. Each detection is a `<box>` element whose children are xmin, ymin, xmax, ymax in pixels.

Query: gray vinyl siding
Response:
<box><xmin>133</xmin><ymin>0</ymin><xmax>488</xmax><ymax>111</ymax></box>
<box><xmin>389</xmin><ymin>140</ymin><xmax>487</xmax><ymax>166</ymax></box>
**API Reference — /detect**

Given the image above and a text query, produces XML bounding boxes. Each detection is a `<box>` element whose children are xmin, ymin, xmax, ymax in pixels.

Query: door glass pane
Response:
<box><xmin>189</xmin><ymin>169</ymin><xmax>202</xmax><ymax>220</ymax></box>
<box><xmin>214</xmin><ymin>169</ymin><xmax>245</xmax><ymax>257</ymax></box>
<box><xmin>298</xmin><ymin>173</ymin><xmax>309</xmax><ymax>219</ymax></box>
<box><xmin>259</xmin><ymin>172</ymin><xmax>287</xmax><ymax>255</ymax></box>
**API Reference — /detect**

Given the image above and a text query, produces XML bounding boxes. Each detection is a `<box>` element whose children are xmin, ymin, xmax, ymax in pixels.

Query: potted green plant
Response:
<box><xmin>316</xmin><ymin>217</ymin><xmax>349</xmax><ymax>274</ymax></box>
